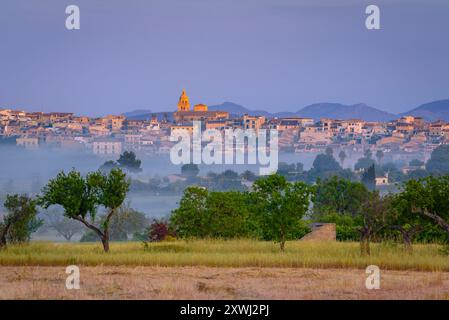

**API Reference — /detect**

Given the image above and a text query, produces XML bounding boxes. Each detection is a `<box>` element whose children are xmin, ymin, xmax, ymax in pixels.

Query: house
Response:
<box><xmin>375</xmin><ymin>175</ymin><xmax>389</xmax><ymax>186</ymax></box>
<box><xmin>92</xmin><ymin>139</ymin><xmax>122</xmax><ymax>155</ymax></box>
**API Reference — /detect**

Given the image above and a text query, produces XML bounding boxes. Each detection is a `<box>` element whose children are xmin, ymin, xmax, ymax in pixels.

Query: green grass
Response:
<box><xmin>0</xmin><ymin>240</ymin><xmax>448</xmax><ymax>271</ymax></box>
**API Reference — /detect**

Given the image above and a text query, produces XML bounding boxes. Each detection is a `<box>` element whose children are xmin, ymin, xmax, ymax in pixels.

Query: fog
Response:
<box><xmin>0</xmin><ymin>145</ymin><xmax>324</xmax><ymax>213</ymax></box>
<box><xmin>0</xmin><ymin>144</ymin><xmax>377</xmax><ymax>241</ymax></box>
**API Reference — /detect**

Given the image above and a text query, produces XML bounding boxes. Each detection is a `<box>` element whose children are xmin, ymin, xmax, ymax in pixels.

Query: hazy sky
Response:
<box><xmin>0</xmin><ymin>0</ymin><xmax>448</xmax><ymax>116</ymax></box>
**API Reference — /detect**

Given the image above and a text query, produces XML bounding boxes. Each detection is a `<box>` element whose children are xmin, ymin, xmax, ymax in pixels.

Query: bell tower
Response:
<box><xmin>177</xmin><ymin>89</ymin><xmax>190</xmax><ymax>112</ymax></box>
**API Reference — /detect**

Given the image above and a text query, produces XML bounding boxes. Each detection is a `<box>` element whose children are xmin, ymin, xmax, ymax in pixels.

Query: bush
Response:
<box><xmin>148</xmin><ymin>219</ymin><xmax>173</xmax><ymax>242</ymax></box>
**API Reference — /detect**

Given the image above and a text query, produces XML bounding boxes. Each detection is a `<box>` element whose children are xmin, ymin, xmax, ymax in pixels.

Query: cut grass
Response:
<box><xmin>0</xmin><ymin>240</ymin><xmax>448</xmax><ymax>271</ymax></box>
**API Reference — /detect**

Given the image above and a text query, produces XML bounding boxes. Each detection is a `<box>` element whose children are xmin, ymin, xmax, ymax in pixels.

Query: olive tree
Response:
<box><xmin>39</xmin><ymin>168</ymin><xmax>129</xmax><ymax>252</ymax></box>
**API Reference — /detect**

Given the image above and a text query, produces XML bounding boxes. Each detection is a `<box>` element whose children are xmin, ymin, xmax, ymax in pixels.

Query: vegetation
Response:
<box><xmin>181</xmin><ymin>164</ymin><xmax>200</xmax><ymax>178</ymax></box>
<box><xmin>100</xmin><ymin>151</ymin><xmax>142</xmax><ymax>173</ymax></box>
<box><xmin>426</xmin><ymin>144</ymin><xmax>449</xmax><ymax>174</ymax></box>
<box><xmin>252</xmin><ymin>175</ymin><xmax>312</xmax><ymax>250</ymax></box>
<box><xmin>39</xmin><ymin>168</ymin><xmax>130</xmax><ymax>252</ymax></box>
<box><xmin>1</xmin><ymin>240</ymin><xmax>449</xmax><ymax>272</ymax></box>
<box><xmin>397</xmin><ymin>175</ymin><xmax>449</xmax><ymax>239</ymax></box>
<box><xmin>80</xmin><ymin>203</ymin><xmax>148</xmax><ymax>242</ymax></box>
<box><xmin>43</xmin><ymin>210</ymin><xmax>84</xmax><ymax>241</ymax></box>
<box><xmin>170</xmin><ymin>187</ymin><xmax>254</xmax><ymax>239</ymax></box>
<box><xmin>0</xmin><ymin>194</ymin><xmax>40</xmax><ymax>248</ymax></box>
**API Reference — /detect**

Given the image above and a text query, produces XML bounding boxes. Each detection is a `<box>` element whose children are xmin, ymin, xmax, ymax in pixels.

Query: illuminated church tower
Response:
<box><xmin>177</xmin><ymin>89</ymin><xmax>190</xmax><ymax>111</ymax></box>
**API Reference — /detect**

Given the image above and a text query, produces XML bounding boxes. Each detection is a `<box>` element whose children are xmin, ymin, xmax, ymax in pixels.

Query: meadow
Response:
<box><xmin>0</xmin><ymin>240</ymin><xmax>448</xmax><ymax>272</ymax></box>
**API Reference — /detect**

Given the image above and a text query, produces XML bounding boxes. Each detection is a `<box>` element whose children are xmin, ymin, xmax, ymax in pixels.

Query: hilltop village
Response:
<box><xmin>1</xmin><ymin>90</ymin><xmax>448</xmax><ymax>166</ymax></box>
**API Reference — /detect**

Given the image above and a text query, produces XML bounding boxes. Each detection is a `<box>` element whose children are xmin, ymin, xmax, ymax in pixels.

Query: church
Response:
<box><xmin>173</xmin><ymin>89</ymin><xmax>229</xmax><ymax>123</ymax></box>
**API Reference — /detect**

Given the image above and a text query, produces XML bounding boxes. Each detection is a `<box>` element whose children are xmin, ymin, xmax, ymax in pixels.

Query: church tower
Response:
<box><xmin>177</xmin><ymin>89</ymin><xmax>190</xmax><ymax>112</ymax></box>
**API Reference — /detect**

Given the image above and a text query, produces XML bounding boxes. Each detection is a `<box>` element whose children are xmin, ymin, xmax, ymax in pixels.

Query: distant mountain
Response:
<box><xmin>296</xmin><ymin>103</ymin><xmax>397</xmax><ymax>122</ymax></box>
<box><xmin>123</xmin><ymin>99</ymin><xmax>449</xmax><ymax>123</ymax></box>
<box><xmin>122</xmin><ymin>109</ymin><xmax>174</xmax><ymax>121</ymax></box>
<box><xmin>401</xmin><ymin>100</ymin><xmax>449</xmax><ymax>122</ymax></box>
<box><xmin>208</xmin><ymin>102</ymin><xmax>272</xmax><ymax>117</ymax></box>
<box><xmin>209</xmin><ymin>102</ymin><xmax>396</xmax><ymax>121</ymax></box>
<box><xmin>122</xmin><ymin>109</ymin><xmax>152</xmax><ymax>118</ymax></box>
<box><xmin>122</xmin><ymin>109</ymin><xmax>154</xmax><ymax>120</ymax></box>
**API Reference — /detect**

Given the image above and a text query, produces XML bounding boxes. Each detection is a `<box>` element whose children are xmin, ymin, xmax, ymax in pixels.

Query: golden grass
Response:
<box><xmin>0</xmin><ymin>240</ymin><xmax>448</xmax><ymax>271</ymax></box>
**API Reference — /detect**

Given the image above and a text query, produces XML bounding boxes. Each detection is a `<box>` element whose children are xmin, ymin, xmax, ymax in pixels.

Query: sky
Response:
<box><xmin>0</xmin><ymin>0</ymin><xmax>448</xmax><ymax>116</ymax></box>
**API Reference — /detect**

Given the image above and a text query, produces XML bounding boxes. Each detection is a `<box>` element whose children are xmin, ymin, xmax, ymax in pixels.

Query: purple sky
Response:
<box><xmin>0</xmin><ymin>0</ymin><xmax>448</xmax><ymax>116</ymax></box>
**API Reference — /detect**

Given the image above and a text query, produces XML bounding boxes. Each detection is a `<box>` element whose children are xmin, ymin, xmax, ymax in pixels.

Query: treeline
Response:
<box><xmin>1</xmin><ymin>147</ymin><xmax>449</xmax><ymax>255</ymax></box>
<box><xmin>129</xmin><ymin>144</ymin><xmax>449</xmax><ymax>195</ymax></box>
<box><xmin>277</xmin><ymin>144</ymin><xmax>449</xmax><ymax>185</ymax></box>
<box><xmin>169</xmin><ymin>174</ymin><xmax>449</xmax><ymax>254</ymax></box>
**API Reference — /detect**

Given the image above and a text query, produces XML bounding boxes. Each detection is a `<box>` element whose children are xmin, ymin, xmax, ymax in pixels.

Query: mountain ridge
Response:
<box><xmin>124</xmin><ymin>99</ymin><xmax>449</xmax><ymax>122</ymax></box>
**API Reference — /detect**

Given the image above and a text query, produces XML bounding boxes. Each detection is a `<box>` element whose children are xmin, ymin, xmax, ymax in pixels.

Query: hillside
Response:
<box><xmin>401</xmin><ymin>100</ymin><xmax>449</xmax><ymax>122</ymax></box>
<box><xmin>296</xmin><ymin>103</ymin><xmax>397</xmax><ymax>122</ymax></box>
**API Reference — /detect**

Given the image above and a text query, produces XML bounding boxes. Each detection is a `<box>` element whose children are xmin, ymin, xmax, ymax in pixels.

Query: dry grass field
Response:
<box><xmin>0</xmin><ymin>266</ymin><xmax>448</xmax><ymax>300</ymax></box>
<box><xmin>1</xmin><ymin>240</ymin><xmax>448</xmax><ymax>299</ymax></box>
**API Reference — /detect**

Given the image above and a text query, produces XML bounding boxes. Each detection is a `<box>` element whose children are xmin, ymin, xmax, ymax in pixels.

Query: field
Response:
<box><xmin>1</xmin><ymin>266</ymin><xmax>448</xmax><ymax>299</ymax></box>
<box><xmin>1</xmin><ymin>240</ymin><xmax>449</xmax><ymax>271</ymax></box>
<box><xmin>1</xmin><ymin>240</ymin><xmax>448</xmax><ymax>299</ymax></box>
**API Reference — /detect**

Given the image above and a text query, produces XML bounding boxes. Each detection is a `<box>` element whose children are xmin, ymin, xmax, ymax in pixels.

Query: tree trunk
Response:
<box><xmin>0</xmin><ymin>223</ymin><xmax>11</xmax><ymax>249</ymax></box>
<box><xmin>403</xmin><ymin>232</ymin><xmax>412</xmax><ymax>253</ymax></box>
<box><xmin>360</xmin><ymin>232</ymin><xmax>371</xmax><ymax>256</ymax></box>
<box><xmin>73</xmin><ymin>216</ymin><xmax>109</xmax><ymax>253</ymax></box>
<box><xmin>280</xmin><ymin>229</ymin><xmax>285</xmax><ymax>251</ymax></box>
<box><xmin>101</xmin><ymin>230</ymin><xmax>110</xmax><ymax>253</ymax></box>
<box><xmin>0</xmin><ymin>233</ymin><xmax>7</xmax><ymax>248</ymax></box>
<box><xmin>366</xmin><ymin>238</ymin><xmax>371</xmax><ymax>256</ymax></box>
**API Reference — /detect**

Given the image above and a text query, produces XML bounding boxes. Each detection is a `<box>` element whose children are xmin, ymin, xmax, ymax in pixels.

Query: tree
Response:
<box><xmin>44</xmin><ymin>210</ymin><xmax>84</xmax><ymax>241</ymax></box>
<box><xmin>389</xmin><ymin>194</ymin><xmax>424</xmax><ymax>252</ymax></box>
<box><xmin>241</xmin><ymin>170</ymin><xmax>257</xmax><ymax>182</ymax></box>
<box><xmin>307</xmin><ymin>152</ymin><xmax>344</xmax><ymax>182</ymax></box>
<box><xmin>49</xmin><ymin>204</ymin><xmax>147</xmax><ymax>242</ymax></box>
<box><xmin>170</xmin><ymin>187</ymin><xmax>252</xmax><ymax>238</ymax></box>
<box><xmin>39</xmin><ymin>168</ymin><xmax>130</xmax><ymax>252</ymax></box>
<box><xmin>312</xmin><ymin>153</ymin><xmax>341</xmax><ymax>173</ymax></box>
<box><xmin>181</xmin><ymin>164</ymin><xmax>199</xmax><ymax>178</ymax></box>
<box><xmin>375</xmin><ymin>150</ymin><xmax>384</xmax><ymax>164</ymax></box>
<box><xmin>108</xmin><ymin>203</ymin><xmax>148</xmax><ymax>240</ymax></box>
<box><xmin>354</xmin><ymin>156</ymin><xmax>375</xmax><ymax>171</ymax></box>
<box><xmin>99</xmin><ymin>160</ymin><xmax>119</xmax><ymax>173</ymax></box>
<box><xmin>338</xmin><ymin>150</ymin><xmax>346</xmax><ymax>167</ymax></box>
<box><xmin>170</xmin><ymin>186</ymin><xmax>208</xmax><ymax>238</ymax></box>
<box><xmin>398</xmin><ymin>175</ymin><xmax>449</xmax><ymax>239</ymax></box>
<box><xmin>0</xmin><ymin>194</ymin><xmax>39</xmax><ymax>248</ymax></box>
<box><xmin>426</xmin><ymin>145</ymin><xmax>449</xmax><ymax>174</ymax></box>
<box><xmin>361</xmin><ymin>164</ymin><xmax>376</xmax><ymax>191</ymax></box>
<box><xmin>364</xmin><ymin>149</ymin><xmax>373</xmax><ymax>159</ymax></box>
<box><xmin>204</xmin><ymin>191</ymin><xmax>252</xmax><ymax>238</ymax></box>
<box><xmin>312</xmin><ymin>177</ymin><xmax>369</xmax><ymax>218</ymax></box>
<box><xmin>358</xmin><ymin>191</ymin><xmax>389</xmax><ymax>255</ymax></box>
<box><xmin>252</xmin><ymin>174</ymin><xmax>312</xmax><ymax>251</ymax></box>
<box><xmin>407</xmin><ymin>169</ymin><xmax>428</xmax><ymax>180</ymax></box>
<box><xmin>277</xmin><ymin>162</ymin><xmax>304</xmax><ymax>181</ymax></box>
<box><xmin>117</xmin><ymin>151</ymin><xmax>142</xmax><ymax>172</ymax></box>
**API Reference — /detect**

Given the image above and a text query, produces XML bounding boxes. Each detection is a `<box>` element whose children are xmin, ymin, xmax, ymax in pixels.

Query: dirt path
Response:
<box><xmin>0</xmin><ymin>266</ymin><xmax>448</xmax><ymax>299</ymax></box>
